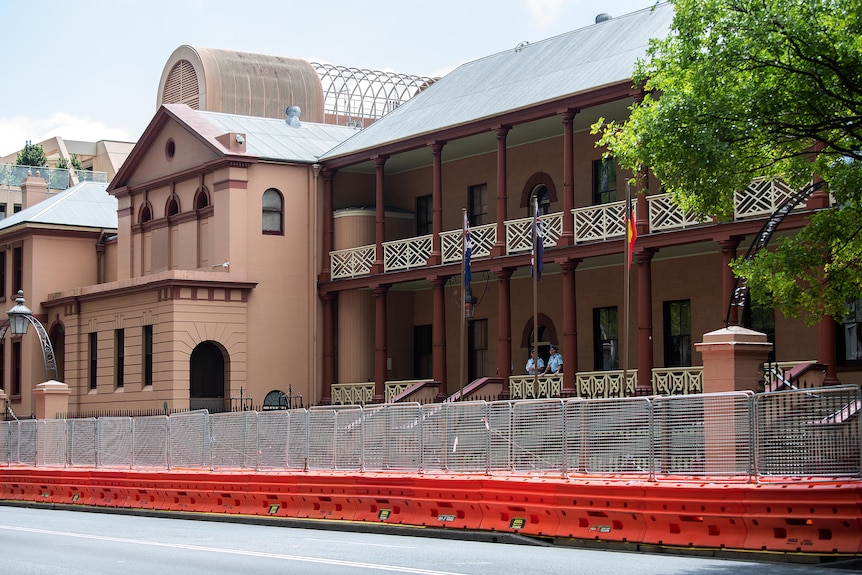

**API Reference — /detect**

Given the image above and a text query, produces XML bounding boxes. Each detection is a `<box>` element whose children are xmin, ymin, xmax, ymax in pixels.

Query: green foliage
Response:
<box><xmin>15</xmin><ymin>141</ymin><xmax>47</xmax><ymax>168</ymax></box>
<box><xmin>56</xmin><ymin>153</ymin><xmax>84</xmax><ymax>171</ymax></box>
<box><xmin>593</xmin><ymin>0</ymin><xmax>862</xmax><ymax>322</ymax></box>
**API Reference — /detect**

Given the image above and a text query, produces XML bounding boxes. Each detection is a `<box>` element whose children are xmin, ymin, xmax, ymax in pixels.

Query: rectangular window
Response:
<box><xmin>115</xmin><ymin>329</ymin><xmax>124</xmax><ymax>388</ymax></box>
<box><xmin>0</xmin><ymin>205</ymin><xmax>6</xmax><ymax>221</ymax></box>
<box><xmin>0</xmin><ymin>341</ymin><xmax>5</xmax><ymax>395</ymax></box>
<box><xmin>747</xmin><ymin>302</ymin><xmax>776</xmax><ymax>363</ymax></box>
<box><xmin>143</xmin><ymin>325</ymin><xmax>153</xmax><ymax>386</ymax></box>
<box><xmin>663</xmin><ymin>300</ymin><xmax>692</xmax><ymax>367</ymax></box>
<box><xmin>413</xmin><ymin>324</ymin><xmax>433</xmax><ymax>379</ymax></box>
<box><xmin>592</xmin><ymin>157</ymin><xmax>617</xmax><ymax>205</ymax></box>
<box><xmin>468</xmin><ymin>184</ymin><xmax>488</xmax><ymax>226</ymax></box>
<box><xmin>12</xmin><ymin>246</ymin><xmax>22</xmax><ymax>294</ymax></box>
<box><xmin>416</xmin><ymin>195</ymin><xmax>432</xmax><ymax>236</ymax></box>
<box><xmin>468</xmin><ymin>319</ymin><xmax>488</xmax><ymax>381</ymax></box>
<box><xmin>11</xmin><ymin>340</ymin><xmax>21</xmax><ymax>396</ymax></box>
<box><xmin>593</xmin><ymin>307</ymin><xmax>619</xmax><ymax>370</ymax></box>
<box><xmin>0</xmin><ymin>251</ymin><xmax>6</xmax><ymax>299</ymax></box>
<box><xmin>13</xmin><ymin>204</ymin><xmax>21</xmax><ymax>214</ymax></box>
<box><xmin>89</xmin><ymin>332</ymin><xmax>98</xmax><ymax>390</ymax></box>
<box><xmin>838</xmin><ymin>298</ymin><xmax>862</xmax><ymax>364</ymax></box>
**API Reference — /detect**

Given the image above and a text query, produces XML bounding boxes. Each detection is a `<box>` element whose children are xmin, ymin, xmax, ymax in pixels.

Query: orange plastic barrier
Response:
<box><xmin>641</xmin><ymin>481</ymin><xmax>747</xmax><ymax>549</ymax></box>
<box><xmin>295</xmin><ymin>473</ymin><xmax>359</xmax><ymax>521</ymax></box>
<box><xmin>742</xmin><ymin>481</ymin><xmax>862</xmax><ymax>554</ymax></box>
<box><xmin>552</xmin><ymin>477</ymin><xmax>648</xmax><ymax>543</ymax></box>
<box><xmin>2</xmin><ymin>468</ymin><xmax>861</xmax><ymax>555</ymax></box>
<box><xmin>351</xmin><ymin>474</ymin><xmax>418</xmax><ymax>526</ymax></box>
<box><xmin>477</xmin><ymin>476</ymin><xmax>561</xmax><ymax>537</ymax></box>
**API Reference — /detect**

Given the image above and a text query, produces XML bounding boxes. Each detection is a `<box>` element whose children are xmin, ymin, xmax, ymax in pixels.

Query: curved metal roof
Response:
<box><xmin>158</xmin><ymin>45</ymin><xmax>325</xmax><ymax>123</ymax></box>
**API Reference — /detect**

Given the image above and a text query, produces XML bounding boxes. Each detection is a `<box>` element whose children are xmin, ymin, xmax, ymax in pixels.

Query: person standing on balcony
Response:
<box><xmin>543</xmin><ymin>344</ymin><xmax>563</xmax><ymax>376</ymax></box>
<box><xmin>526</xmin><ymin>348</ymin><xmax>544</xmax><ymax>375</ymax></box>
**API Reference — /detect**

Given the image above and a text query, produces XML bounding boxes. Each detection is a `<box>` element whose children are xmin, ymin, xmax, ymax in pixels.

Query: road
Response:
<box><xmin>0</xmin><ymin>506</ymin><xmax>850</xmax><ymax>575</ymax></box>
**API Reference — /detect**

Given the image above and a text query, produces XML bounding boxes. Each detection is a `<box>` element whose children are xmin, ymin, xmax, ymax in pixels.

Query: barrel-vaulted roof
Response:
<box><xmin>158</xmin><ymin>45</ymin><xmax>325</xmax><ymax>123</ymax></box>
<box><xmin>321</xmin><ymin>3</ymin><xmax>674</xmax><ymax>162</ymax></box>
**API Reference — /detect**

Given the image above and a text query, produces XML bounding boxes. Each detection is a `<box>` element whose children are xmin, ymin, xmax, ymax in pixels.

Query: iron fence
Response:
<box><xmin>0</xmin><ymin>386</ymin><xmax>859</xmax><ymax>481</ymax></box>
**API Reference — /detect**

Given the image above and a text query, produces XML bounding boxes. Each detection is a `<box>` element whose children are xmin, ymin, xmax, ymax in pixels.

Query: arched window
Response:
<box><xmin>166</xmin><ymin>196</ymin><xmax>180</xmax><ymax>217</ymax></box>
<box><xmin>262</xmin><ymin>188</ymin><xmax>283</xmax><ymax>234</ymax></box>
<box><xmin>139</xmin><ymin>202</ymin><xmax>152</xmax><ymax>223</ymax></box>
<box><xmin>531</xmin><ymin>185</ymin><xmax>550</xmax><ymax>215</ymax></box>
<box><xmin>195</xmin><ymin>188</ymin><xmax>210</xmax><ymax>209</ymax></box>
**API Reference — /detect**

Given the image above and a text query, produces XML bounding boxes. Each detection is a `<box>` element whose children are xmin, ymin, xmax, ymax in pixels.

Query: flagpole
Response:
<box><xmin>460</xmin><ymin>207</ymin><xmax>466</xmax><ymax>402</ymax></box>
<box><xmin>622</xmin><ymin>184</ymin><xmax>632</xmax><ymax>391</ymax></box>
<box><xmin>532</xmin><ymin>198</ymin><xmax>540</xmax><ymax>391</ymax></box>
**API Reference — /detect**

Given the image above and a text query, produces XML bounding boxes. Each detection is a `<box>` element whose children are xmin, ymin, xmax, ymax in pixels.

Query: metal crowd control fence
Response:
<box><xmin>0</xmin><ymin>386</ymin><xmax>859</xmax><ymax>481</ymax></box>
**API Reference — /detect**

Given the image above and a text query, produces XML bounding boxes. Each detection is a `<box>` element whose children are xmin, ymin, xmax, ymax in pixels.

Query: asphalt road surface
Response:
<box><xmin>0</xmin><ymin>506</ymin><xmax>853</xmax><ymax>575</ymax></box>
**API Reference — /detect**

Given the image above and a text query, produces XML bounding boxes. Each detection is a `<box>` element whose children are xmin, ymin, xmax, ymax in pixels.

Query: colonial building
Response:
<box><xmin>2</xmin><ymin>3</ymin><xmax>857</xmax><ymax>419</ymax></box>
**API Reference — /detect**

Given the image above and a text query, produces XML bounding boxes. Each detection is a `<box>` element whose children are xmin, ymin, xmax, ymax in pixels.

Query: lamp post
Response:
<box><xmin>0</xmin><ymin>290</ymin><xmax>58</xmax><ymax>382</ymax></box>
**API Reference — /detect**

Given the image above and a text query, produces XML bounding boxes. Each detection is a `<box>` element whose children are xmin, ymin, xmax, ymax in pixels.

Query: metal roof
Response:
<box><xmin>322</xmin><ymin>3</ymin><xmax>675</xmax><ymax>160</ymax></box>
<box><xmin>0</xmin><ymin>181</ymin><xmax>116</xmax><ymax>231</ymax></box>
<box><xmin>195</xmin><ymin>110</ymin><xmax>360</xmax><ymax>163</ymax></box>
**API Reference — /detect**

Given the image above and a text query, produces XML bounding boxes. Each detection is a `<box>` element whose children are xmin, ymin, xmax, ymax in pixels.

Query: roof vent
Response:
<box><xmin>595</xmin><ymin>13</ymin><xmax>612</xmax><ymax>23</ymax></box>
<box><xmin>286</xmin><ymin>105</ymin><xmax>302</xmax><ymax>128</ymax></box>
<box><xmin>514</xmin><ymin>41</ymin><xmax>529</xmax><ymax>52</ymax></box>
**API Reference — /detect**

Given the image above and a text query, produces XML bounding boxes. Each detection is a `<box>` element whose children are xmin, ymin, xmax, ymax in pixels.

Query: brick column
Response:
<box><xmin>695</xmin><ymin>326</ymin><xmax>773</xmax><ymax>393</ymax></box>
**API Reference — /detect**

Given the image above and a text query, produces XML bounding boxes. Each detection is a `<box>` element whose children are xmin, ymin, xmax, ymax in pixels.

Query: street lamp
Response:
<box><xmin>463</xmin><ymin>286</ymin><xmax>478</xmax><ymax>319</ymax></box>
<box><xmin>0</xmin><ymin>290</ymin><xmax>58</xmax><ymax>381</ymax></box>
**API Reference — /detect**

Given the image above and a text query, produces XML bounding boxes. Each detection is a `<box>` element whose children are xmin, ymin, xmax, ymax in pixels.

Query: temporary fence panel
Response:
<box><xmin>67</xmin><ymin>418</ymin><xmax>97</xmax><ymax>467</ymax></box>
<box><xmin>380</xmin><ymin>403</ymin><xmax>422</xmax><ymax>471</ymax></box>
<box><xmin>132</xmin><ymin>415</ymin><xmax>168</xmax><ymax>469</ymax></box>
<box><xmin>36</xmin><ymin>419</ymin><xmax>67</xmax><ymax>467</ymax></box>
<box><xmin>652</xmin><ymin>392</ymin><xmax>753</xmax><ymax>480</ymax></box>
<box><xmin>582</xmin><ymin>397</ymin><xmax>651</xmax><ymax>474</ymax></box>
<box><xmin>512</xmin><ymin>399</ymin><xmax>565</xmax><ymax>473</ymax></box>
<box><xmin>0</xmin><ymin>422</ymin><xmax>9</xmax><ymax>465</ymax></box>
<box><xmin>286</xmin><ymin>408</ymin><xmax>308</xmax><ymax>469</ymax></box>
<box><xmin>168</xmin><ymin>410</ymin><xmax>211</xmax><ymax>469</ymax></box>
<box><xmin>16</xmin><ymin>421</ymin><xmax>37</xmax><ymax>466</ymax></box>
<box><xmin>755</xmin><ymin>385</ymin><xmax>862</xmax><ymax>477</ymax></box>
<box><xmin>307</xmin><ymin>408</ymin><xmax>337</xmax><ymax>470</ymax></box>
<box><xmin>258</xmin><ymin>410</ymin><xmax>291</xmax><ymax>470</ymax></box>
<box><xmin>487</xmin><ymin>401</ymin><xmax>513</xmax><ymax>471</ymax></box>
<box><xmin>334</xmin><ymin>407</ymin><xmax>363</xmax><ymax>470</ymax></box>
<box><xmin>420</xmin><ymin>403</ymin><xmax>447</xmax><ymax>472</ymax></box>
<box><xmin>97</xmin><ymin>417</ymin><xmax>133</xmax><ymax>468</ymax></box>
<box><xmin>359</xmin><ymin>405</ymin><xmax>387</xmax><ymax>471</ymax></box>
<box><xmin>445</xmin><ymin>401</ymin><xmax>490</xmax><ymax>473</ymax></box>
<box><xmin>563</xmin><ymin>399</ymin><xmax>586</xmax><ymax>474</ymax></box>
<box><xmin>211</xmin><ymin>411</ymin><xmax>259</xmax><ymax>470</ymax></box>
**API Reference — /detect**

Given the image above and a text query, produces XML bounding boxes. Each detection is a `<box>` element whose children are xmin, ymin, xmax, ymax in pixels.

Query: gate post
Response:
<box><xmin>696</xmin><ymin>326</ymin><xmax>773</xmax><ymax>393</ymax></box>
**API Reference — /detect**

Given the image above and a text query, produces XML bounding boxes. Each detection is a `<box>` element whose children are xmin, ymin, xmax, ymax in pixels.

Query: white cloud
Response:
<box><xmin>0</xmin><ymin>113</ymin><xmax>132</xmax><ymax>159</ymax></box>
<box><xmin>523</xmin><ymin>0</ymin><xmax>566</xmax><ymax>28</ymax></box>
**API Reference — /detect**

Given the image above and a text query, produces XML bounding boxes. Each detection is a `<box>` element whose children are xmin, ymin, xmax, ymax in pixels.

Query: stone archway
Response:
<box><xmin>189</xmin><ymin>341</ymin><xmax>226</xmax><ymax>412</ymax></box>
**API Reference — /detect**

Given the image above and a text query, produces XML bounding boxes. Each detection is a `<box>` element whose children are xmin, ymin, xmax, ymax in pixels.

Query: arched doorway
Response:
<box><xmin>189</xmin><ymin>341</ymin><xmax>226</xmax><ymax>412</ymax></box>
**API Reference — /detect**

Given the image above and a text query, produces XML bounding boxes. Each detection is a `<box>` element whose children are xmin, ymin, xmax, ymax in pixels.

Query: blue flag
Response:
<box><xmin>531</xmin><ymin>198</ymin><xmax>543</xmax><ymax>280</ymax></box>
<box><xmin>464</xmin><ymin>212</ymin><xmax>472</xmax><ymax>286</ymax></box>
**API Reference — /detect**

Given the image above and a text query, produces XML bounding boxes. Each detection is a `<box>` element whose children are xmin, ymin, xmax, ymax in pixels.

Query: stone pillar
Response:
<box><xmin>0</xmin><ymin>388</ymin><xmax>6</xmax><ymax>419</ymax></box>
<box><xmin>695</xmin><ymin>326</ymin><xmax>773</xmax><ymax>393</ymax></box>
<box><xmin>33</xmin><ymin>380</ymin><xmax>70</xmax><ymax>420</ymax></box>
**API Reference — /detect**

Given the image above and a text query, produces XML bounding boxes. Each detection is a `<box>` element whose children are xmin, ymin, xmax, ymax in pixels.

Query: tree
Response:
<box><xmin>16</xmin><ymin>141</ymin><xmax>48</xmax><ymax>168</ymax></box>
<box><xmin>56</xmin><ymin>153</ymin><xmax>84</xmax><ymax>171</ymax></box>
<box><xmin>593</xmin><ymin>0</ymin><xmax>862</xmax><ymax>324</ymax></box>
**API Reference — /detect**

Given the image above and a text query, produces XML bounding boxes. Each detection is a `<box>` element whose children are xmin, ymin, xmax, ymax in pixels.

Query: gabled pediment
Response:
<box><xmin>109</xmin><ymin>104</ymin><xmax>253</xmax><ymax>193</ymax></box>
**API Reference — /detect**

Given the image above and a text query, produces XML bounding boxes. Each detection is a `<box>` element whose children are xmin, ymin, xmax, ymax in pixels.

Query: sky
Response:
<box><xmin>0</xmin><ymin>0</ymin><xmax>660</xmax><ymax>158</ymax></box>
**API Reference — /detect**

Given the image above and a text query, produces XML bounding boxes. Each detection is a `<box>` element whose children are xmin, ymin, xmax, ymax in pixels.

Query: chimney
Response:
<box><xmin>21</xmin><ymin>170</ymin><xmax>49</xmax><ymax>209</ymax></box>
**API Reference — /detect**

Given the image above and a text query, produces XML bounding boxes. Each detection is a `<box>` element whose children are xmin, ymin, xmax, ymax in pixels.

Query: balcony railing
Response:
<box><xmin>330</xmin><ymin>181</ymin><xmax>820</xmax><ymax>280</ymax></box>
<box><xmin>0</xmin><ymin>163</ymin><xmax>108</xmax><ymax>190</ymax></box>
